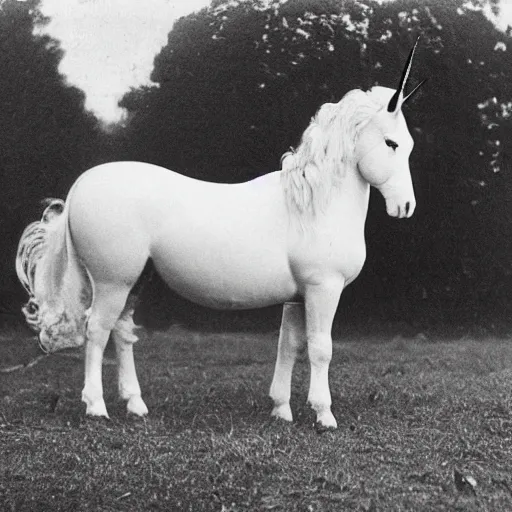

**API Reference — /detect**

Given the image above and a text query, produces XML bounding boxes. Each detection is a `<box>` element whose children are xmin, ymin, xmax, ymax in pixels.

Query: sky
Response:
<box><xmin>38</xmin><ymin>0</ymin><xmax>512</xmax><ymax>125</ymax></box>
<box><xmin>39</xmin><ymin>0</ymin><xmax>211</xmax><ymax>125</ymax></box>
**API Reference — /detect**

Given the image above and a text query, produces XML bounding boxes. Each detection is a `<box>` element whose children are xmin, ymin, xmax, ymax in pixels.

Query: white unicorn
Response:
<box><xmin>16</xmin><ymin>41</ymin><xmax>425</xmax><ymax>429</ymax></box>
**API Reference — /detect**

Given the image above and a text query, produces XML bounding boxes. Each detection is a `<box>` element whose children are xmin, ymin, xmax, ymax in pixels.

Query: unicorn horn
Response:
<box><xmin>387</xmin><ymin>37</ymin><xmax>420</xmax><ymax>113</ymax></box>
<box><xmin>402</xmin><ymin>77</ymin><xmax>428</xmax><ymax>104</ymax></box>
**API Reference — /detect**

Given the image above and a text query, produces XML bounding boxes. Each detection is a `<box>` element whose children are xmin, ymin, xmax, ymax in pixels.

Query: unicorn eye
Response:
<box><xmin>385</xmin><ymin>139</ymin><xmax>398</xmax><ymax>150</ymax></box>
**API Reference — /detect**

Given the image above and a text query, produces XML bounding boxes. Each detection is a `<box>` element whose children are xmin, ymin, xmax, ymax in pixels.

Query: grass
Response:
<box><xmin>2</xmin><ymin>326</ymin><xmax>512</xmax><ymax>511</ymax></box>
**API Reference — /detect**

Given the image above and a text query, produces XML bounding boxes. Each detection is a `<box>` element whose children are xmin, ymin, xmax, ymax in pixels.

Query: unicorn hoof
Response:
<box><xmin>126</xmin><ymin>395</ymin><xmax>148</xmax><ymax>417</ymax></box>
<box><xmin>271</xmin><ymin>403</ymin><xmax>293</xmax><ymax>422</ymax></box>
<box><xmin>85</xmin><ymin>400</ymin><xmax>110</xmax><ymax>419</ymax></box>
<box><xmin>315</xmin><ymin>411</ymin><xmax>337</xmax><ymax>431</ymax></box>
<box><xmin>315</xmin><ymin>421</ymin><xmax>337</xmax><ymax>434</ymax></box>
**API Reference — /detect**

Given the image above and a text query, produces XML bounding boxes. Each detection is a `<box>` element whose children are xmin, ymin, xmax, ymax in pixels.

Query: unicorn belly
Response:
<box><xmin>153</xmin><ymin>256</ymin><xmax>297</xmax><ymax>309</ymax></box>
<box><xmin>150</xmin><ymin>227</ymin><xmax>298</xmax><ymax>309</ymax></box>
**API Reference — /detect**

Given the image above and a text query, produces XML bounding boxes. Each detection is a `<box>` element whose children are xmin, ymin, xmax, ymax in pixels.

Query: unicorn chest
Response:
<box><xmin>289</xmin><ymin>224</ymin><xmax>367</xmax><ymax>285</ymax></box>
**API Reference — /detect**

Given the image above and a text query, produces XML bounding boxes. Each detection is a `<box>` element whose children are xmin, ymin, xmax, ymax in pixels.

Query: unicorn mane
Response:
<box><xmin>281</xmin><ymin>89</ymin><xmax>383</xmax><ymax>217</ymax></box>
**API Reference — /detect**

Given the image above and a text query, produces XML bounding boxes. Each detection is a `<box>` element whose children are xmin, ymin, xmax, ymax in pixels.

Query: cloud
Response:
<box><xmin>39</xmin><ymin>0</ymin><xmax>210</xmax><ymax>124</ymax></box>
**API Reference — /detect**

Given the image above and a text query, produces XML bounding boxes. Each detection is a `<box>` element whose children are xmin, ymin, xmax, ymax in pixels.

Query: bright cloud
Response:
<box><xmin>38</xmin><ymin>0</ymin><xmax>210</xmax><ymax>124</ymax></box>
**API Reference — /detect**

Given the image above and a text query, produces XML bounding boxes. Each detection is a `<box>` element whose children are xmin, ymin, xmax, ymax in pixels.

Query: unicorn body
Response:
<box><xmin>71</xmin><ymin>164</ymin><xmax>298</xmax><ymax>310</ymax></box>
<box><xmin>69</xmin><ymin>159</ymin><xmax>368</xmax><ymax>310</ymax></box>
<box><xmin>16</xmin><ymin>42</ymin><xmax>424</xmax><ymax>429</ymax></box>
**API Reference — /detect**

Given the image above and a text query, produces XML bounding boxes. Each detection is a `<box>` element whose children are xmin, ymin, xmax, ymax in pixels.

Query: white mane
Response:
<box><xmin>281</xmin><ymin>88</ymin><xmax>383</xmax><ymax>217</ymax></box>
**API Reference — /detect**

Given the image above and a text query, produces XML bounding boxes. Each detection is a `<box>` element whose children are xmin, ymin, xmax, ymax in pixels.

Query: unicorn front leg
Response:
<box><xmin>112</xmin><ymin>307</ymin><xmax>148</xmax><ymax>416</ymax></box>
<box><xmin>304</xmin><ymin>278</ymin><xmax>344</xmax><ymax>429</ymax></box>
<box><xmin>269</xmin><ymin>301</ymin><xmax>306</xmax><ymax>421</ymax></box>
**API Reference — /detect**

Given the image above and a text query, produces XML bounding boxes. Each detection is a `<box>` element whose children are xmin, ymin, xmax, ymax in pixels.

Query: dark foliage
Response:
<box><xmin>120</xmin><ymin>0</ymin><xmax>512</xmax><ymax>332</ymax></box>
<box><xmin>0</xmin><ymin>0</ymin><xmax>105</xmax><ymax>293</ymax></box>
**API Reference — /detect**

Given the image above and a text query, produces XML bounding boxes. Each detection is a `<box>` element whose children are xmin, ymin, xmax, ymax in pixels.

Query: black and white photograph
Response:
<box><xmin>1</xmin><ymin>0</ymin><xmax>512</xmax><ymax>510</ymax></box>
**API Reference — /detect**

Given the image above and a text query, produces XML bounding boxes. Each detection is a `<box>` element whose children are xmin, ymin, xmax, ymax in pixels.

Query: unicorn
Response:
<box><xmin>16</xmin><ymin>40</ymin><xmax>425</xmax><ymax>429</ymax></box>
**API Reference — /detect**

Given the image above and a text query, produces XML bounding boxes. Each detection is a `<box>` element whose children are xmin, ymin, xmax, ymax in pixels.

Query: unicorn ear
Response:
<box><xmin>387</xmin><ymin>37</ymin><xmax>420</xmax><ymax>113</ymax></box>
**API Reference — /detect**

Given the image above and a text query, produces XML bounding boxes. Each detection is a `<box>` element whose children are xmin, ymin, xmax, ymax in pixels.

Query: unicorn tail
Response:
<box><xmin>15</xmin><ymin>197</ymin><xmax>91</xmax><ymax>352</ymax></box>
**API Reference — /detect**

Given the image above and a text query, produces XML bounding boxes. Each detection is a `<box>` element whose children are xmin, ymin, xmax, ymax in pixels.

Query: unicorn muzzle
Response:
<box><xmin>377</xmin><ymin>173</ymin><xmax>416</xmax><ymax>219</ymax></box>
<box><xmin>384</xmin><ymin>197</ymin><xmax>416</xmax><ymax>219</ymax></box>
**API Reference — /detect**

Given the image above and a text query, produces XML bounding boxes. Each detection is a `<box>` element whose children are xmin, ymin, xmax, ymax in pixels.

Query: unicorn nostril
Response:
<box><xmin>405</xmin><ymin>201</ymin><xmax>410</xmax><ymax>215</ymax></box>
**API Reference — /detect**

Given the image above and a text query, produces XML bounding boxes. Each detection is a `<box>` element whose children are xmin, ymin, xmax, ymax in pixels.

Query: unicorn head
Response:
<box><xmin>281</xmin><ymin>39</ymin><xmax>425</xmax><ymax>220</ymax></box>
<box><xmin>356</xmin><ymin>38</ymin><xmax>426</xmax><ymax>218</ymax></box>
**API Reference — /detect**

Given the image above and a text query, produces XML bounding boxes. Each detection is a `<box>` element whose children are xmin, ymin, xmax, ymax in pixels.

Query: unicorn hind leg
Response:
<box><xmin>82</xmin><ymin>282</ymin><xmax>133</xmax><ymax>418</ymax></box>
<box><xmin>112</xmin><ymin>296</ymin><xmax>148</xmax><ymax>417</ymax></box>
<box><xmin>269</xmin><ymin>301</ymin><xmax>306</xmax><ymax>422</ymax></box>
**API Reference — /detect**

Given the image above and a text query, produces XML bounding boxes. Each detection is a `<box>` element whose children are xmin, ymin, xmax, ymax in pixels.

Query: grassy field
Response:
<box><xmin>2</xmin><ymin>325</ymin><xmax>512</xmax><ymax>511</ymax></box>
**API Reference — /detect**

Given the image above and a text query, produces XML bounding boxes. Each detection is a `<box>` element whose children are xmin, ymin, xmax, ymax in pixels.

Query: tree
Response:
<box><xmin>0</xmin><ymin>0</ymin><xmax>105</xmax><ymax>295</ymax></box>
<box><xmin>121</xmin><ymin>0</ymin><xmax>512</xmax><ymax>332</ymax></box>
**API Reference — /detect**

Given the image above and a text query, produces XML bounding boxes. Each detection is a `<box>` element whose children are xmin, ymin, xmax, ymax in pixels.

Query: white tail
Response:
<box><xmin>15</xmin><ymin>198</ymin><xmax>91</xmax><ymax>352</ymax></box>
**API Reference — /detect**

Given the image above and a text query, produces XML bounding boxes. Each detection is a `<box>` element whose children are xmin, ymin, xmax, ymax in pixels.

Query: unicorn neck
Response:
<box><xmin>281</xmin><ymin>160</ymin><xmax>370</xmax><ymax>225</ymax></box>
<box><xmin>327</xmin><ymin>163</ymin><xmax>371</xmax><ymax>222</ymax></box>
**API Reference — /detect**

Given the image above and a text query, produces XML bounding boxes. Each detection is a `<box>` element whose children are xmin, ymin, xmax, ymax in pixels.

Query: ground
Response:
<box><xmin>1</xmin><ymin>326</ymin><xmax>512</xmax><ymax>511</ymax></box>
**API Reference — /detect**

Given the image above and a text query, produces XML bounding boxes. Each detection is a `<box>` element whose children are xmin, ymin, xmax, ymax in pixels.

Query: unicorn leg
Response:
<box><xmin>304</xmin><ymin>279</ymin><xmax>344</xmax><ymax>429</ymax></box>
<box><xmin>112</xmin><ymin>305</ymin><xmax>148</xmax><ymax>417</ymax></box>
<box><xmin>82</xmin><ymin>283</ymin><xmax>132</xmax><ymax>418</ymax></box>
<box><xmin>269</xmin><ymin>301</ymin><xmax>305</xmax><ymax>422</ymax></box>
